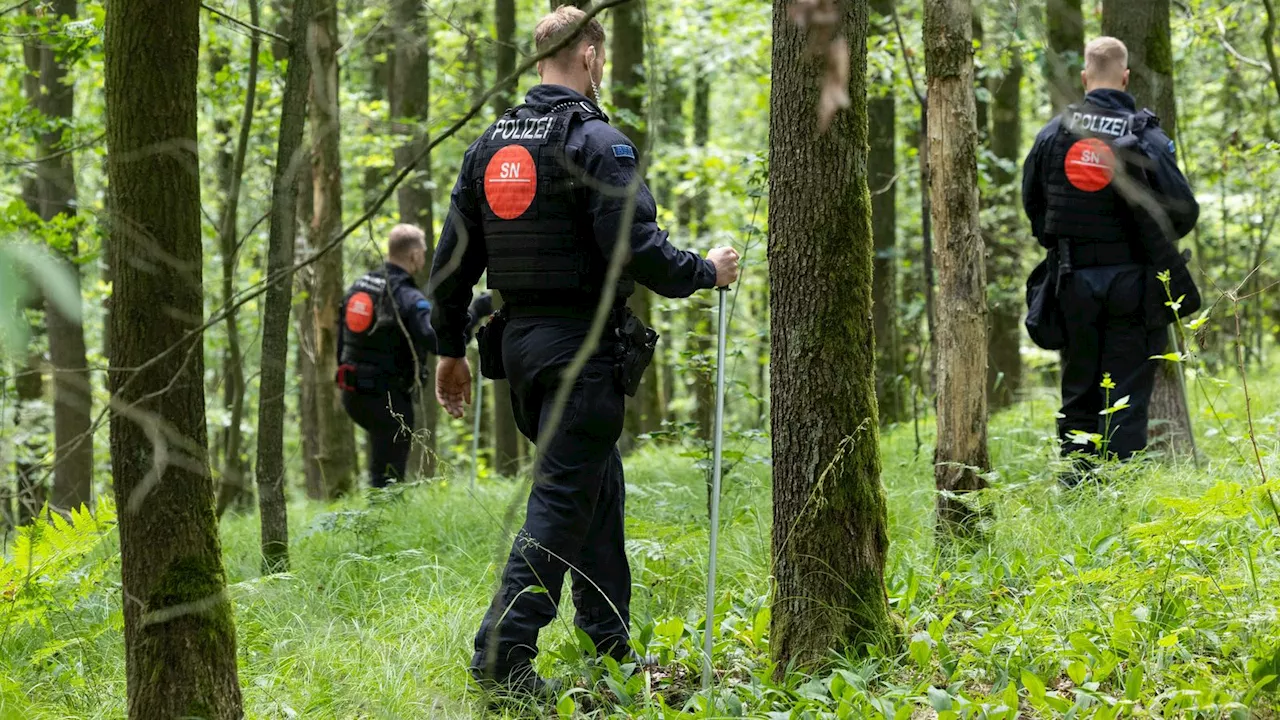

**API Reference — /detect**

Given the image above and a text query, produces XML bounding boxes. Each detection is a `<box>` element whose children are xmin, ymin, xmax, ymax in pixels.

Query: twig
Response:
<box><xmin>201</xmin><ymin>2</ymin><xmax>290</xmax><ymax>46</ymax></box>
<box><xmin>1214</xmin><ymin>18</ymin><xmax>1271</xmax><ymax>69</ymax></box>
<box><xmin>891</xmin><ymin>3</ymin><xmax>924</xmax><ymax>106</ymax></box>
<box><xmin>0</xmin><ymin>133</ymin><xmax>105</xmax><ymax>167</ymax></box>
<box><xmin>0</xmin><ymin>0</ymin><xmax>33</xmax><ymax>18</ymax></box>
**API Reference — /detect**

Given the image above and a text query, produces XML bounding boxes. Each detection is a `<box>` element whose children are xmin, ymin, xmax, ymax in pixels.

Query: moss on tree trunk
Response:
<box><xmin>768</xmin><ymin>0</ymin><xmax>894</xmax><ymax>674</ymax></box>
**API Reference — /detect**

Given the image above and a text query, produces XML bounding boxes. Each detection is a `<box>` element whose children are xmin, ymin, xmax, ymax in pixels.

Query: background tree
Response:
<box><xmin>925</xmin><ymin>0</ymin><xmax>989</xmax><ymax>533</ymax></box>
<box><xmin>389</xmin><ymin>0</ymin><xmax>439</xmax><ymax>478</ymax></box>
<box><xmin>305</xmin><ymin>0</ymin><xmax>357</xmax><ymax>497</ymax></box>
<box><xmin>103</xmin><ymin>0</ymin><xmax>243</xmax><ymax>714</ymax></box>
<box><xmin>986</xmin><ymin>18</ymin><xmax>1024</xmax><ymax>411</ymax></box>
<box><xmin>1045</xmin><ymin>0</ymin><xmax>1083</xmax><ymax>112</ymax></box>
<box><xmin>257</xmin><ymin>0</ymin><xmax>315</xmax><ymax>572</ymax></box>
<box><xmin>768</xmin><ymin>0</ymin><xmax>893</xmax><ymax>671</ymax></box>
<box><xmin>1103</xmin><ymin>0</ymin><xmax>1196</xmax><ymax>458</ymax></box>
<box><xmin>869</xmin><ymin>0</ymin><xmax>902</xmax><ymax>424</ymax></box>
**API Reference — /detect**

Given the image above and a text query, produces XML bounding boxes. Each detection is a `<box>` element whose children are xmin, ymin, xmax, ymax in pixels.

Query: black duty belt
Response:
<box><xmin>1069</xmin><ymin>240</ymin><xmax>1138</xmax><ymax>268</ymax></box>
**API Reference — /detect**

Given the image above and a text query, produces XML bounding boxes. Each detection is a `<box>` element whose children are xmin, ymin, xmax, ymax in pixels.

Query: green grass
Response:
<box><xmin>3</xmin><ymin>366</ymin><xmax>1279</xmax><ymax>718</ymax></box>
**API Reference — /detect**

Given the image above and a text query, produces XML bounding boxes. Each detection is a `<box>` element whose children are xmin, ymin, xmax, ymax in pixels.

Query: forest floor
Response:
<box><xmin>3</xmin><ymin>366</ymin><xmax>1280</xmax><ymax>719</ymax></box>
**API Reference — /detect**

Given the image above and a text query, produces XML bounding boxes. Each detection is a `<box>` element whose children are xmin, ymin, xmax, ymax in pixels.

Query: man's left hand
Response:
<box><xmin>436</xmin><ymin>356</ymin><xmax>472</xmax><ymax>419</ymax></box>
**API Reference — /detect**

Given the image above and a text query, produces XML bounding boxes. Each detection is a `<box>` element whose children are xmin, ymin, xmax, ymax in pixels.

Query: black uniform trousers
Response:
<box><xmin>342</xmin><ymin>387</ymin><xmax>414</xmax><ymax>488</ymax></box>
<box><xmin>471</xmin><ymin>316</ymin><xmax>630</xmax><ymax>681</ymax></box>
<box><xmin>1058</xmin><ymin>264</ymin><xmax>1168</xmax><ymax>459</ymax></box>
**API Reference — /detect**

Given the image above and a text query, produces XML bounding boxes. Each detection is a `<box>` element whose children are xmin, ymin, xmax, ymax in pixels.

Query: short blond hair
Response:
<box><xmin>1084</xmin><ymin>37</ymin><xmax>1128</xmax><ymax>84</ymax></box>
<box><xmin>388</xmin><ymin>224</ymin><xmax>426</xmax><ymax>260</ymax></box>
<box><xmin>534</xmin><ymin>6</ymin><xmax>605</xmax><ymax>64</ymax></box>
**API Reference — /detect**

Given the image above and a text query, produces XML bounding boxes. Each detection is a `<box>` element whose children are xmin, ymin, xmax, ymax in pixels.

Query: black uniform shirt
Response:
<box><xmin>1022</xmin><ymin>88</ymin><xmax>1199</xmax><ymax>251</ymax></box>
<box><xmin>336</xmin><ymin>262</ymin><xmax>437</xmax><ymax>381</ymax></box>
<box><xmin>429</xmin><ymin>84</ymin><xmax>718</xmax><ymax>359</ymax></box>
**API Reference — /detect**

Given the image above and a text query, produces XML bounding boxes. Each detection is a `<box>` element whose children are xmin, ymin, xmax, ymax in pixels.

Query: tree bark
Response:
<box><xmin>1103</xmin><ymin>0</ymin><xmax>1194</xmax><ymax>457</ymax></box>
<box><xmin>768</xmin><ymin>0</ymin><xmax>893</xmax><ymax>673</ymax></box>
<box><xmin>925</xmin><ymin>0</ymin><xmax>990</xmax><ymax>533</ymax></box>
<box><xmin>987</xmin><ymin>45</ymin><xmax>1023</xmax><ymax>410</ymax></box>
<box><xmin>389</xmin><ymin>0</ymin><xmax>439</xmax><ymax>480</ymax></box>
<box><xmin>103</xmin><ymin>0</ymin><xmax>243</xmax><ymax>715</ymax></box>
<box><xmin>493</xmin><ymin>0</ymin><xmax>517</xmax><ymax>118</ymax></box>
<box><xmin>307</xmin><ymin>0</ymin><xmax>357</xmax><ymax>496</ymax></box>
<box><xmin>257</xmin><ymin>0</ymin><xmax>315</xmax><ymax>572</ymax></box>
<box><xmin>214</xmin><ymin>0</ymin><xmax>262</xmax><ymax>517</ymax></box>
<box><xmin>689</xmin><ymin>74</ymin><xmax>713</xmax><ymax>445</ymax></box>
<box><xmin>296</xmin><ymin>155</ymin><xmax>323</xmax><ymax>499</ymax></box>
<box><xmin>612</xmin><ymin>0</ymin><xmax>660</xmax><ymax>445</ymax></box>
<box><xmin>26</xmin><ymin>0</ymin><xmax>93</xmax><ymax>515</ymax></box>
<box><xmin>869</xmin><ymin>0</ymin><xmax>902</xmax><ymax>425</ymax></box>
<box><xmin>1045</xmin><ymin>0</ymin><xmax>1084</xmax><ymax>113</ymax></box>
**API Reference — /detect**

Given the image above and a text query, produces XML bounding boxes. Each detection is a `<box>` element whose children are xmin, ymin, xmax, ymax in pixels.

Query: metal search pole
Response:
<box><xmin>703</xmin><ymin>286</ymin><xmax>730</xmax><ymax>697</ymax></box>
<box><xmin>471</xmin><ymin>370</ymin><xmax>483</xmax><ymax>488</ymax></box>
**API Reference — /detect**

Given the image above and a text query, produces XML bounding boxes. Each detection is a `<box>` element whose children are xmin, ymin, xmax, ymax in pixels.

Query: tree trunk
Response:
<box><xmin>389</xmin><ymin>0</ymin><xmax>439</xmax><ymax>480</ymax></box>
<box><xmin>214</xmin><ymin>0</ymin><xmax>262</xmax><ymax>517</ymax></box>
<box><xmin>33</xmin><ymin>0</ymin><xmax>94</xmax><ymax>515</ymax></box>
<box><xmin>972</xmin><ymin>8</ymin><xmax>988</xmax><ymax>142</ymax></box>
<box><xmin>869</xmin><ymin>0</ymin><xmax>902</xmax><ymax>425</ymax></box>
<box><xmin>689</xmin><ymin>74</ymin><xmax>713</xmax><ymax>445</ymax></box>
<box><xmin>494</xmin><ymin>0</ymin><xmax>517</xmax><ymax>118</ymax></box>
<box><xmin>612</xmin><ymin>0</ymin><xmax>660</xmax><ymax>446</ymax></box>
<box><xmin>987</xmin><ymin>46</ymin><xmax>1023</xmax><ymax>410</ymax></box>
<box><xmin>257</xmin><ymin>0</ymin><xmax>315</xmax><ymax>572</ymax></box>
<box><xmin>307</xmin><ymin>0</ymin><xmax>357</xmax><ymax>496</ymax></box>
<box><xmin>1046</xmin><ymin>0</ymin><xmax>1084</xmax><ymax>113</ymax></box>
<box><xmin>925</xmin><ymin>0</ymin><xmax>990</xmax><ymax>533</ymax></box>
<box><xmin>296</xmin><ymin>155</ymin><xmax>323</xmax><ymax>499</ymax></box>
<box><xmin>768</xmin><ymin>0</ymin><xmax>893</xmax><ymax>673</ymax></box>
<box><xmin>1103</xmin><ymin>0</ymin><xmax>1194</xmax><ymax>457</ymax></box>
<box><xmin>103</xmin><ymin>0</ymin><xmax>243</xmax><ymax>715</ymax></box>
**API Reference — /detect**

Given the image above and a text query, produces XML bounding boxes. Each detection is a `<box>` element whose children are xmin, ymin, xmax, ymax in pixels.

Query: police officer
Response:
<box><xmin>1023</xmin><ymin>37</ymin><xmax>1199</xmax><ymax>478</ymax></box>
<box><xmin>429</xmin><ymin>5</ymin><xmax>740</xmax><ymax>695</ymax></box>
<box><xmin>336</xmin><ymin>224</ymin><xmax>437</xmax><ymax>488</ymax></box>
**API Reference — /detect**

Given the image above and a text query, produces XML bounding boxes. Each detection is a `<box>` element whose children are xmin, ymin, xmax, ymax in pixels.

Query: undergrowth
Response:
<box><xmin>2</xmin><ymin>368</ymin><xmax>1278</xmax><ymax>719</ymax></box>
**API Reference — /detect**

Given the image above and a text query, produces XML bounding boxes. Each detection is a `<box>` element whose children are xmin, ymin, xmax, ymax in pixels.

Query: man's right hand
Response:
<box><xmin>707</xmin><ymin>246</ymin><xmax>741</xmax><ymax>288</ymax></box>
<box><xmin>435</xmin><ymin>356</ymin><xmax>472</xmax><ymax>419</ymax></box>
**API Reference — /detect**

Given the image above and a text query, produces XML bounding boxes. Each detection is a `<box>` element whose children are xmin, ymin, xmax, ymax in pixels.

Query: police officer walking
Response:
<box><xmin>336</xmin><ymin>224</ymin><xmax>437</xmax><ymax>488</ymax></box>
<box><xmin>1023</xmin><ymin>37</ymin><xmax>1199</xmax><ymax>480</ymax></box>
<box><xmin>429</xmin><ymin>5</ymin><xmax>740</xmax><ymax>696</ymax></box>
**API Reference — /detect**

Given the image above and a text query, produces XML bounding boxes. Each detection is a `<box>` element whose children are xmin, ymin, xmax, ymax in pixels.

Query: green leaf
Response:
<box><xmin>655</xmin><ymin>617</ymin><xmax>684</xmax><ymax>645</ymax></box>
<box><xmin>1124</xmin><ymin>665</ymin><xmax>1144</xmax><ymax>701</ymax></box>
<box><xmin>926</xmin><ymin>686</ymin><xmax>952</xmax><ymax>711</ymax></box>
<box><xmin>1067</xmin><ymin>659</ymin><xmax>1087</xmax><ymax>685</ymax></box>
<box><xmin>909</xmin><ymin>631</ymin><xmax>933</xmax><ymax>670</ymax></box>
<box><xmin>556</xmin><ymin>692</ymin><xmax>576</xmax><ymax>717</ymax></box>
<box><xmin>1021</xmin><ymin>669</ymin><xmax>1046</xmax><ymax>702</ymax></box>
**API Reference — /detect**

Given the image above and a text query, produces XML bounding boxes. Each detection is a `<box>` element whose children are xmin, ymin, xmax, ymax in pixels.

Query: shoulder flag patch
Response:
<box><xmin>416</xmin><ymin>299</ymin><xmax>431</xmax><ymax>311</ymax></box>
<box><xmin>1167</xmin><ymin>139</ymin><xmax>1177</xmax><ymax>154</ymax></box>
<box><xmin>612</xmin><ymin>144</ymin><xmax>635</xmax><ymax>160</ymax></box>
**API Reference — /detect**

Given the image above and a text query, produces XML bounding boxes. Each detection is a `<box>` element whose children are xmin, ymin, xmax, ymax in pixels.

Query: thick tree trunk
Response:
<box><xmin>1103</xmin><ymin>0</ymin><xmax>1194</xmax><ymax>457</ymax></box>
<box><xmin>296</xmin><ymin>157</ymin><xmax>323</xmax><ymax>499</ymax></box>
<box><xmin>103</xmin><ymin>0</ymin><xmax>243</xmax><ymax>715</ymax></box>
<box><xmin>612</xmin><ymin>0</ymin><xmax>660</xmax><ymax>445</ymax></box>
<box><xmin>214</xmin><ymin>0</ymin><xmax>261</xmax><ymax>517</ymax></box>
<box><xmin>389</xmin><ymin>0</ymin><xmax>439</xmax><ymax>480</ymax></box>
<box><xmin>257</xmin><ymin>0</ymin><xmax>315</xmax><ymax>572</ymax></box>
<box><xmin>307</xmin><ymin>0</ymin><xmax>357</xmax><ymax>496</ymax></box>
<box><xmin>987</xmin><ymin>48</ymin><xmax>1023</xmax><ymax>410</ymax></box>
<box><xmin>869</xmin><ymin>0</ymin><xmax>902</xmax><ymax>425</ymax></box>
<box><xmin>1046</xmin><ymin>0</ymin><xmax>1084</xmax><ymax>113</ymax></box>
<box><xmin>768</xmin><ymin>0</ymin><xmax>893</xmax><ymax>673</ymax></box>
<box><xmin>926</xmin><ymin>0</ymin><xmax>990</xmax><ymax>533</ymax></box>
<box><xmin>494</xmin><ymin>0</ymin><xmax>517</xmax><ymax>117</ymax></box>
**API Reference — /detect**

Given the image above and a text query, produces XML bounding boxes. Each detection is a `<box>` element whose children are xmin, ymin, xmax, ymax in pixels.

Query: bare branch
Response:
<box><xmin>201</xmin><ymin>2</ymin><xmax>290</xmax><ymax>46</ymax></box>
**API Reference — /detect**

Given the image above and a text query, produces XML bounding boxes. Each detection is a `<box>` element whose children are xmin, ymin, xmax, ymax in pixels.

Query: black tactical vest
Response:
<box><xmin>339</xmin><ymin>269</ymin><xmax>405</xmax><ymax>372</ymax></box>
<box><xmin>475</xmin><ymin>100</ymin><xmax>625</xmax><ymax>300</ymax></box>
<box><xmin>1043</xmin><ymin>102</ymin><xmax>1147</xmax><ymax>245</ymax></box>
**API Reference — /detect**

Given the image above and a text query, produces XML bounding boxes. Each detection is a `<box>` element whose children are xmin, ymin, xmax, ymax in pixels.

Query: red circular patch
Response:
<box><xmin>484</xmin><ymin>145</ymin><xmax>537</xmax><ymax>220</ymax></box>
<box><xmin>1065</xmin><ymin>138</ymin><xmax>1116</xmax><ymax>192</ymax></box>
<box><xmin>345</xmin><ymin>291</ymin><xmax>374</xmax><ymax>333</ymax></box>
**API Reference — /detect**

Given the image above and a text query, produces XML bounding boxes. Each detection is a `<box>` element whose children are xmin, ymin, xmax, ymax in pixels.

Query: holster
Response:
<box><xmin>612</xmin><ymin>307</ymin><xmax>658</xmax><ymax>397</ymax></box>
<box><xmin>476</xmin><ymin>308</ymin><xmax>508</xmax><ymax>380</ymax></box>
